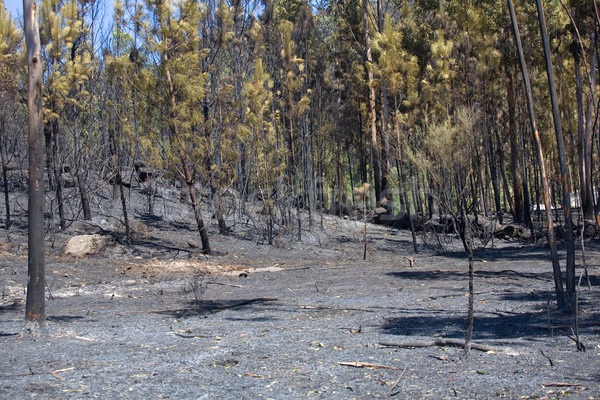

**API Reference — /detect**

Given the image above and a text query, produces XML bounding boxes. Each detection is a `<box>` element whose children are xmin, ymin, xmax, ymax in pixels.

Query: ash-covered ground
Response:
<box><xmin>1</xmin><ymin>181</ymin><xmax>599</xmax><ymax>399</ymax></box>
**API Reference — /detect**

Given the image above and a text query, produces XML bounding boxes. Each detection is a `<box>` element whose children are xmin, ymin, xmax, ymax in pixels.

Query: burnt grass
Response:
<box><xmin>1</xmin><ymin>185</ymin><xmax>599</xmax><ymax>399</ymax></box>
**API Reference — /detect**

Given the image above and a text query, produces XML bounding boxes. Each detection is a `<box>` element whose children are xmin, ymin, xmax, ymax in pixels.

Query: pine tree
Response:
<box><xmin>0</xmin><ymin>1</ymin><xmax>22</xmax><ymax>230</ymax></box>
<box><xmin>138</xmin><ymin>0</ymin><xmax>211</xmax><ymax>252</ymax></box>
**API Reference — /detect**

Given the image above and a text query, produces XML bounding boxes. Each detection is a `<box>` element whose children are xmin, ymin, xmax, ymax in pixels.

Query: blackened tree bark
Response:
<box><xmin>507</xmin><ymin>0</ymin><xmax>565</xmax><ymax>308</ymax></box>
<box><xmin>24</xmin><ymin>0</ymin><xmax>46</xmax><ymax>325</ymax></box>
<box><xmin>0</xmin><ymin>116</ymin><xmax>10</xmax><ymax>229</ymax></box>
<box><xmin>506</xmin><ymin>66</ymin><xmax>524</xmax><ymax>223</ymax></box>
<box><xmin>535</xmin><ymin>0</ymin><xmax>576</xmax><ymax>305</ymax></box>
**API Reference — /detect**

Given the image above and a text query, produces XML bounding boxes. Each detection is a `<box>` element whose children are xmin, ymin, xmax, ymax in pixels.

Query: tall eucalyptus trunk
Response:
<box><xmin>536</xmin><ymin>0</ymin><xmax>575</xmax><ymax>305</ymax></box>
<box><xmin>507</xmin><ymin>0</ymin><xmax>565</xmax><ymax>308</ymax></box>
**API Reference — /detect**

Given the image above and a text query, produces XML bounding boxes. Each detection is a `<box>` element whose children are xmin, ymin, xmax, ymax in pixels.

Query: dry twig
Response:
<box><xmin>379</xmin><ymin>338</ymin><xmax>498</xmax><ymax>353</ymax></box>
<box><xmin>338</xmin><ymin>361</ymin><xmax>400</xmax><ymax>370</ymax></box>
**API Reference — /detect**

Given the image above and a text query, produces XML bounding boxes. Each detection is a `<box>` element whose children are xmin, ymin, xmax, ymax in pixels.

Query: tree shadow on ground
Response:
<box><xmin>438</xmin><ymin>240</ymin><xmax>600</xmax><ymax>262</ymax></box>
<box><xmin>46</xmin><ymin>315</ymin><xmax>85</xmax><ymax>322</ymax></box>
<box><xmin>380</xmin><ymin>290</ymin><xmax>600</xmax><ymax>343</ymax></box>
<box><xmin>379</xmin><ymin>309</ymin><xmax>594</xmax><ymax>342</ymax></box>
<box><xmin>387</xmin><ymin>269</ymin><xmax>554</xmax><ymax>283</ymax></box>
<box><xmin>438</xmin><ymin>246</ymin><xmax>557</xmax><ymax>262</ymax></box>
<box><xmin>157</xmin><ymin>297</ymin><xmax>279</xmax><ymax>319</ymax></box>
<box><xmin>0</xmin><ymin>301</ymin><xmax>21</xmax><ymax>314</ymax></box>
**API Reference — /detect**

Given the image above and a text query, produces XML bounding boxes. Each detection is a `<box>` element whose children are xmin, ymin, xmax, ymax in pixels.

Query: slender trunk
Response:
<box><xmin>486</xmin><ymin>116</ymin><xmax>503</xmax><ymax>224</ymax></box>
<box><xmin>536</xmin><ymin>0</ymin><xmax>575</xmax><ymax>305</ymax></box>
<box><xmin>24</xmin><ymin>0</ymin><xmax>46</xmax><ymax>325</ymax></box>
<box><xmin>51</xmin><ymin>120</ymin><xmax>65</xmax><ymax>230</ymax></box>
<box><xmin>335</xmin><ymin>57</ymin><xmax>344</xmax><ymax>214</ymax></box>
<box><xmin>0</xmin><ymin>117</ymin><xmax>11</xmax><ymax>229</ymax></box>
<box><xmin>475</xmin><ymin>146</ymin><xmax>487</xmax><ymax>216</ymax></box>
<box><xmin>455</xmin><ymin>167</ymin><xmax>474</xmax><ymax>356</ymax></box>
<box><xmin>233</xmin><ymin>0</ymin><xmax>248</xmax><ymax>216</ymax></box>
<box><xmin>336</xmin><ymin>141</ymin><xmax>344</xmax><ymax>213</ymax></box>
<box><xmin>508</xmin><ymin>0</ymin><xmax>565</xmax><ymax>308</ymax></box>
<box><xmin>163</xmin><ymin>54</ymin><xmax>211</xmax><ymax>253</ymax></box>
<box><xmin>346</xmin><ymin>143</ymin><xmax>355</xmax><ymax>206</ymax></box>
<box><xmin>461</xmin><ymin>197</ymin><xmax>475</xmax><ymax>356</ymax></box>
<box><xmin>574</xmin><ymin>26</ymin><xmax>596</xmax><ymax>221</ymax></box>
<box><xmin>380</xmin><ymin>89</ymin><xmax>390</xmax><ymax>199</ymax></box>
<box><xmin>582</xmin><ymin>31</ymin><xmax>596</xmax><ymax>221</ymax></box>
<box><xmin>491</xmin><ymin>109</ymin><xmax>513</xmax><ymax>220</ymax></box>
<box><xmin>394</xmin><ymin>109</ymin><xmax>418</xmax><ymax>252</ymax></box>
<box><xmin>363</xmin><ymin>0</ymin><xmax>381</xmax><ymax>202</ymax></box>
<box><xmin>507</xmin><ymin>66</ymin><xmax>524</xmax><ymax>223</ymax></box>
<box><xmin>518</xmin><ymin>108</ymin><xmax>534</xmax><ymax>231</ymax></box>
<box><xmin>108</xmin><ymin>120</ymin><xmax>131</xmax><ymax>244</ymax></box>
<box><xmin>73</xmin><ymin>112</ymin><xmax>91</xmax><ymax>220</ymax></box>
<box><xmin>376</xmin><ymin>0</ymin><xmax>389</xmax><ymax>199</ymax></box>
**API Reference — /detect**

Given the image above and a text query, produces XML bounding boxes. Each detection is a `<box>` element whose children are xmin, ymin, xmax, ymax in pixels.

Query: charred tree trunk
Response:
<box><xmin>24</xmin><ymin>0</ymin><xmax>46</xmax><ymax>325</ymax></box>
<box><xmin>508</xmin><ymin>0</ymin><xmax>565</xmax><ymax>308</ymax></box>
<box><xmin>486</xmin><ymin>116</ymin><xmax>503</xmax><ymax>224</ymax></box>
<box><xmin>536</xmin><ymin>0</ymin><xmax>575</xmax><ymax>305</ymax></box>
<box><xmin>108</xmin><ymin>123</ymin><xmax>131</xmax><ymax>245</ymax></box>
<box><xmin>73</xmin><ymin>113</ymin><xmax>91</xmax><ymax>220</ymax></box>
<box><xmin>0</xmin><ymin>116</ymin><xmax>11</xmax><ymax>229</ymax></box>
<box><xmin>507</xmin><ymin>67</ymin><xmax>524</xmax><ymax>223</ymax></box>
<box><xmin>519</xmin><ymin>110</ymin><xmax>534</xmax><ymax>231</ymax></box>
<box><xmin>48</xmin><ymin>120</ymin><xmax>65</xmax><ymax>229</ymax></box>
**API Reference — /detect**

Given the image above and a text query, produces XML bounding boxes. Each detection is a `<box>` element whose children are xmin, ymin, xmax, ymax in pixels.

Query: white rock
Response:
<box><xmin>65</xmin><ymin>234</ymin><xmax>106</xmax><ymax>257</ymax></box>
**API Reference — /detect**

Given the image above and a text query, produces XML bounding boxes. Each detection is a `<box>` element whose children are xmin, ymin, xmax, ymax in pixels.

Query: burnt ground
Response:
<box><xmin>0</xmin><ymin>184</ymin><xmax>599</xmax><ymax>399</ymax></box>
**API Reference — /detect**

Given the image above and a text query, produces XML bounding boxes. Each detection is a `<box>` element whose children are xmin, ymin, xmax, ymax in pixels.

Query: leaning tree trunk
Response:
<box><xmin>508</xmin><ymin>0</ymin><xmax>565</xmax><ymax>308</ymax></box>
<box><xmin>536</xmin><ymin>0</ymin><xmax>576</xmax><ymax>305</ymax></box>
<box><xmin>24</xmin><ymin>0</ymin><xmax>46</xmax><ymax>325</ymax></box>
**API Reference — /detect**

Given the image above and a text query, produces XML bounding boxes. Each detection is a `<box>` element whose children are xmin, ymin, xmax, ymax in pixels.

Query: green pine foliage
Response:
<box><xmin>3</xmin><ymin>0</ymin><xmax>600</xmax><ymax>251</ymax></box>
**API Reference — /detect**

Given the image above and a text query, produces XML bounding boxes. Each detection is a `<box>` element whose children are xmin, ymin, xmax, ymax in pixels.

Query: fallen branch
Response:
<box><xmin>557</xmin><ymin>330</ymin><xmax>586</xmax><ymax>351</ymax></box>
<box><xmin>49</xmin><ymin>367</ymin><xmax>74</xmax><ymax>381</ymax></box>
<box><xmin>174</xmin><ymin>332</ymin><xmax>209</xmax><ymax>338</ymax></box>
<box><xmin>338</xmin><ymin>361</ymin><xmax>400</xmax><ymax>370</ymax></box>
<box><xmin>243</xmin><ymin>373</ymin><xmax>265</xmax><ymax>378</ymax></box>
<box><xmin>75</xmin><ymin>336</ymin><xmax>95</xmax><ymax>342</ymax></box>
<box><xmin>541</xmin><ymin>382</ymin><xmax>581</xmax><ymax>387</ymax></box>
<box><xmin>207</xmin><ymin>281</ymin><xmax>244</xmax><ymax>288</ymax></box>
<box><xmin>539</xmin><ymin>349</ymin><xmax>554</xmax><ymax>367</ymax></box>
<box><xmin>379</xmin><ymin>338</ymin><xmax>499</xmax><ymax>353</ymax></box>
<box><xmin>387</xmin><ymin>365</ymin><xmax>409</xmax><ymax>397</ymax></box>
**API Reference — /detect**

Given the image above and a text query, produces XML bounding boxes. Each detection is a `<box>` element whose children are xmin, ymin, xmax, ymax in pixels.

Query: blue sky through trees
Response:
<box><xmin>4</xmin><ymin>0</ymin><xmax>21</xmax><ymax>19</ymax></box>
